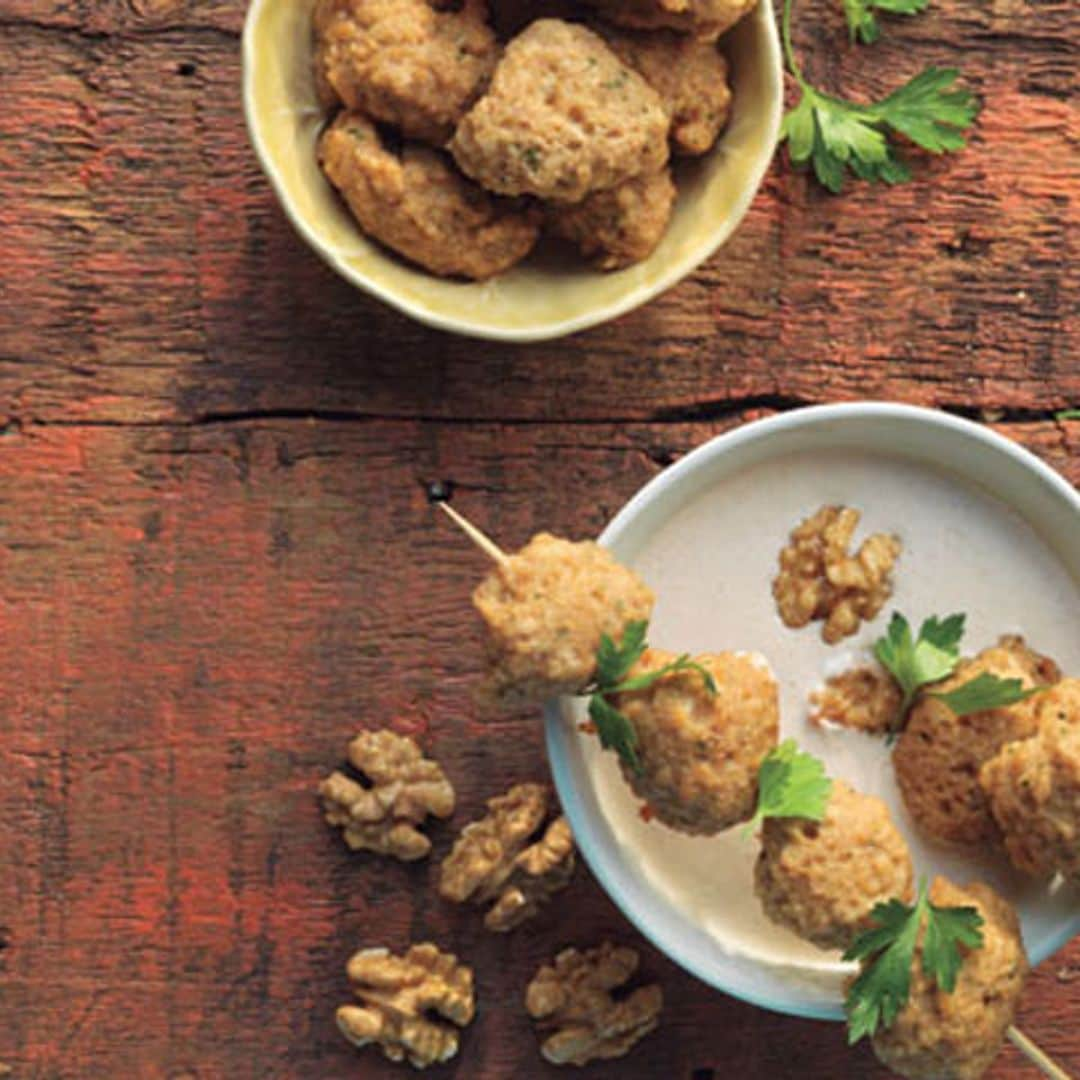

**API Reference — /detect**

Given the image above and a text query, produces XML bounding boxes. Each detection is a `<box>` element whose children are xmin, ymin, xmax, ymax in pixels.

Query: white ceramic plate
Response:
<box><xmin>547</xmin><ymin>402</ymin><xmax>1080</xmax><ymax>1019</ymax></box>
<box><xmin>241</xmin><ymin>0</ymin><xmax>783</xmax><ymax>341</ymax></box>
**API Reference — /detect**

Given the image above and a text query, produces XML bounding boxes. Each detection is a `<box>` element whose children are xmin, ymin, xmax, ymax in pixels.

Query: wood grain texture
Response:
<box><xmin>0</xmin><ymin>0</ymin><xmax>1076</xmax><ymax>1076</ymax></box>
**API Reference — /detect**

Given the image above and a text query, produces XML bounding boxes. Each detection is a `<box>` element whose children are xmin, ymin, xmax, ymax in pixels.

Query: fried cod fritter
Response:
<box><xmin>593</xmin><ymin>26</ymin><xmax>732</xmax><ymax>155</ymax></box>
<box><xmin>472</xmin><ymin>532</ymin><xmax>655</xmax><ymax>707</ymax></box>
<box><xmin>754</xmin><ymin>780</ymin><xmax>914</xmax><ymax>951</ymax></box>
<box><xmin>450</xmin><ymin>19</ymin><xmax>670</xmax><ymax>203</ymax></box>
<box><xmin>894</xmin><ymin>635</ymin><xmax>1059</xmax><ymax>849</ymax></box>
<box><xmin>581</xmin><ymin>0</ymin><xmax>758</xmax><ymax>41</ymax></box>
<box><xmin>313</xmin><ymin>0</ymin><xmax>499</xmax><ymax>143</ymax></box>
<box><xmin>980</xmin><ymin>678</ymin><xmax>1080</xmax><ymax>881</ymax></box>
<box><xmin>318</xmin><ymin>112</ymin><xmax>540</xmax><ymax>280</ymax></box>
<box><xmin>547</xmin><ymin>167</ymin><xmax>676</xmax><ymax>269</ymax></box>
<box><xmin>611</xmin><ymin>649</ymin><xmax>779</xmax><ymax>834</ymax></box>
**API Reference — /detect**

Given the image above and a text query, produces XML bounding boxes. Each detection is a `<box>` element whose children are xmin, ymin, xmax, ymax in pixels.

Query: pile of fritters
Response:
<box><xmin>313</xmin><ymin>0</ymin><xmax>754</xmax><ymax>279</ymax></box>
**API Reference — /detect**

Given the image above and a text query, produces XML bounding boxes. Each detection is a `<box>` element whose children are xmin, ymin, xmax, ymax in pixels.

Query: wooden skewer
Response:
<box><xmin>1008</xmin><ymin>1026</ymin><xmax>1074</xmax><ymax>1080</ymax></box>
<box><xmin>437</xmin><ymin>500</ymin><xmax>509</xmax><ymax>567</ymax></box>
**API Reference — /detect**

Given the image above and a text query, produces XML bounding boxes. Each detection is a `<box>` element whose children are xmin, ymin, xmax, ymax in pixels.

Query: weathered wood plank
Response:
<box><xmin>0</xmin><ymin>417</ymin><xmax>1076</xmax><ymax>1078</ymax></box>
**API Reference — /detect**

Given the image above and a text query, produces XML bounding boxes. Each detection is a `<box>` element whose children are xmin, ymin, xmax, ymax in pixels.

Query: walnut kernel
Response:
<box><xmin>773</xmin><ymin>505</ymin><xmax>900</xmax><ymax>644</ymax></box>
<box><xmin>336</xmin><ymin>943</ymin><xmax>475</xmax><ymax>1070</ymax></box>
<box><xmin>319</xmin><ymin>729</ymin><xmax>455</xmax><ymax>861</ymax></box>
<box><xmin>526</xmin><ymin>942</ymin><xmax>662</xmax><ymax>1066</ymax></box>
<box><xmin>438</xmin><ymin>782</ymin><xmax>575</xmax><ymax>931</ymax></box>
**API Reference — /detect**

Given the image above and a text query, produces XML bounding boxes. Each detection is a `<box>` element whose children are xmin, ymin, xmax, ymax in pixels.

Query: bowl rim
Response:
<box><xmin>545</xmin><ymin>401</ymin><xmax>1080</xmax><ymax>1020</ymax></box>
<box><xmin>240</xmin><ymin>0</ymin><xmax>784</xmax><ymax>342</ymax></box>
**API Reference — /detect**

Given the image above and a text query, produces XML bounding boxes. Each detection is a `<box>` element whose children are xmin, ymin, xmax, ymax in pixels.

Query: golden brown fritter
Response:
<box><xmin>980</xmin><ymin>678</ymin><xmax>1080</xmax><ymax>881</ymax></box>
<box><xmin>547</xmin><ymin>167</ymin><xmax>676</xmax><ymax>269</ymax></box>
<box><xmin>612</xmin><ymin>649</ymin><xmax>779</xmax><ymax>834</ymax></box>
<box><xmin>313</xmin><ymin>0</ymin><xmax>499</xmax><ymax>143</ymax></box>
<box><xmin>318</xmin><ymin>112</ymin><xmax>540</xmax><ymax>280</ymax></box>
<box><xmin>871</xmin><ymin>878</ymin><xmax>1028</xmax><ymax>1080</ymax></box>
<box><xmin>581</xmin><ymin>0</ymin><xmax>758</xmax><ymax>41</ymax></box>
<box><xmin>473</xmin><ymin>532</ymin><xmax>655</xmax><ymax>707</ymax></box>
<box><xmin>894</xmin><ymin>636</ymin><xmax>1059</xmax><ymax>849</ymax></box>
<box><xmin>755</xmin><ymin>781</ymin><xmax>914</xmax><ymax>951</ymax></box>
<box><xmin>593</xmin><ymin>26</ymin><xmax>732</xmax><ymax>156</ymax></box>
<box><xmin>450</xmin><ymin>20</ymin><xmax>670</xmax><ymax>204</ymax></box>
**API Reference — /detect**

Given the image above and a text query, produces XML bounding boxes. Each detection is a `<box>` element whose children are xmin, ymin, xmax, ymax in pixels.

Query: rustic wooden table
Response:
<box><xmin>1</xmin><ymin>0</ymin><xmax>1077</xmax><ymax>1077</ymax></box>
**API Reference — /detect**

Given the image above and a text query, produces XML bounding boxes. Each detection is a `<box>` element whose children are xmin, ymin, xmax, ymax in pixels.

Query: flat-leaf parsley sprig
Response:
<box><xmin>780</xmin><ymin>0</ymin><xmax>979</xmax><ymax>192</ymax></box>
<box><xmin>743</xmin><ymin>739</ymin><xmax>832</xmax><ymax>835</ymax></box>
<box><xmin>585</xmin><ymin>620</ymin><xmax>716</xmax><ymax>774</ymax></box>
<box><xmin>874</xmin><ymin>611</ymin><xmax>965</xmax><ymax>719</ymax></box>
<box><xmin>842</xmin><ymin>0</ymin><xmax>929</xmax><ymax>46</ymax></box>
<box><xmin>844</xmin><ymin>878</ymin><xmax>984</xmax><ymax>1043</ymax></box>
<box><xmin>874</xmin><ymin>612</ymin><xmax>1049</xmax><ymax>729</ymax></box>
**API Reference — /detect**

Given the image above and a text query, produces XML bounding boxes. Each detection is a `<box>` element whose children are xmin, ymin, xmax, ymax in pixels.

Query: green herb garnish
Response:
<box><xmin>874</xmin><ymin>611</ymin><xmax>965</xmax><ymax>718</ymax></box>
<box><xmin>844</xmin><ymin>878</ymin><xmax>984</xmax><ymax>1043</ymax></box>
<box><xmin>930</xmin><ymin>671</ymin><xmax>1046</xmax><ymax>716</ymax></box>
<box><xmin>875</xmin><ymin>612</ymin><xmax>1048</xmax><ymax>726</ymax></box>
<box><xmin>1057</xmin><ymin>409</ymin><xmax>1080</xmax><ymax>421</ymax></box>
<box><xmin>744</xmin><ymin>739</ymin><xmax>832</xmax><ymax>836</ymax></box>
<box><xmin>780</xmin><ymin>0</ymin><xmax>979</xmax><ymax>192</ymax></box>
<box><xmin>586</xmin><ymin>620</ymin><xmax>716</xmax><ymax>774</ymax></box>
<box><xmin>842</xmin><ymin>0</ymin><xmax>929</xmax><ymax>45</ymax></box>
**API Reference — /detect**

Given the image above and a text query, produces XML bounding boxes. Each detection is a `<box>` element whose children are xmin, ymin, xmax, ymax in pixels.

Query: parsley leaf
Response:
<box><xmin>930</xmin><ymin>671</ymin><xmax>1046</xmax><ymax>716</ymax></box>
<box><xmin>844</xmin><ymin>896</ymin><xmax>920</xmax><ymax>1043</ymax></box>
<box><xmin>921</xmin><ymin>900</ymin><xmax>985</xmax><ymax>991</ymax></box>
<box><xmin>744</xmin><ymin>739</ymin><xmax>832</xmax><ymax>835</ymax></box>
<box><xmin>874</xmin><ymin>611</ymin><xmax>965</xmax><ymax>718</ymax></box>
<box><xmin>595</xmin><ymin>619</ymin><xmax>648</xmax><ymax>687</ymax></box>
<box><xmin>585</xmin><ymin>621</ymin><xmax>716</xmax><ymax>775</ymax></box>
<box><xmin>780</xmin><ymin>0</ymin><xmax>978</xmax><ymax>192</ymax></box>
<box><xmin>844</xmin><ymin>879</ymin><xmax>984</xmax><ymax>1043</ymax></box>
<box><xmin>918</xmin><ymin>612</ymin><xmax>966</xmax><ymax>652</ymax></box>
<box><xmin>588</xmin><ymin>694</ymin><xmax>641</xmax><ymax>770</ymax></box>
<box><xmin>843</xmin><ymin>0</ymin><xmax>929</xmax><ymax>45</ymax></box>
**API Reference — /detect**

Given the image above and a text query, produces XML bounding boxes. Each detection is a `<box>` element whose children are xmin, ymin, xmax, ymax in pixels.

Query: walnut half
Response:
<box><xmin>773</xmin><ymin>505</ymin><xmax>901</xmax><ymax>644</ymax></box>
<box><xmin>319</xmin><ymin>729</ymin><xmax>455</xmax><ymax>861</ymax></box>
<box><xmin>526</xmin><ymin>943</ymin><xmax>663</xmax><ymax>1066</ymax></box>
<box><xmin>336</xmin><ymin>943</ymin><xmax>475</xmax><ymax>1070</ymax></box>
<box><xmin>438</xmin><ymin>782</ymin><xmax>575</xmax><ymax>931</ymax></box>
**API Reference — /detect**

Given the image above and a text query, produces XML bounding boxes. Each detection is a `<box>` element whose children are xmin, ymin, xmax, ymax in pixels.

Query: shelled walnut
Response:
<box><xmin>810</xmin><ymin>663</ymin><xmax>902</xmax><ymax>734</ymax></box>
<box><xmin>336</xmin><ymin>943</ymin><xmax>475</xmax><ymax>1070</ymax></box>
<box><xmin>319</xmin><ymin>729</ymin><xmax>455</xmax><ymax>861</ymax></box>
<box><xmin>438</xmin><ymin>782</ymin><xmax>575</xmax><ymax>931</ymax></box>
<box><xmin>773</xmin><ymin>505</ymin><xmax>900</xmax><ymax>644</ymax></box>
<box><xmin>525</xmin><ymin>942</ymin><xmax>663</xmax><ymax>1065</ymax></box>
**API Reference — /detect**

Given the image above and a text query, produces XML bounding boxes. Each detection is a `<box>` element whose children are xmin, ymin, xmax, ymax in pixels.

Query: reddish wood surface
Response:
<box><xmin>0</xmin><ymin>0</ymin><xmax>1077</xmax><ymax>1077</ymax></box>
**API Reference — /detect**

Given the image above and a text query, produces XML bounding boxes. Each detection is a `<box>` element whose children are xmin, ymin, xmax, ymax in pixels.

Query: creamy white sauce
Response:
<box><xmin>580</xmin><ymin>449</ymin><xmax>1080</xmax><ymax>997</ymax></box>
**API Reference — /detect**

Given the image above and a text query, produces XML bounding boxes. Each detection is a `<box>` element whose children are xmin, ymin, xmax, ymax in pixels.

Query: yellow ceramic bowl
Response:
<box><xmin>242</xmin><ymin>0</ymin><xmax>783</xmax><ymax>341</ymax></box>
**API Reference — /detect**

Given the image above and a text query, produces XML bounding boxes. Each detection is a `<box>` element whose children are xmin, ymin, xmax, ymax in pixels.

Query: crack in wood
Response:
<box><xmin>5</xmin><ymin>402</ymin><xmax>1075</xmax><ymax>432</ymax></box>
